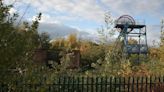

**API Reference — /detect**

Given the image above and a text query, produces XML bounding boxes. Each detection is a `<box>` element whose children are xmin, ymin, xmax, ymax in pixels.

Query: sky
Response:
<box><xmin>4</xmin><ymin>0</ymin><xmax>164</xmax><ymax>45</ymax></box>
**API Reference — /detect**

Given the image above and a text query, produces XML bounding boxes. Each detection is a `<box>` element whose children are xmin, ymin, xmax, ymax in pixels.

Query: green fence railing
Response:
<box><xmin>1</xmin><ymin>76</ymin><xmax>164</xmax><ymax>92</ymax></box>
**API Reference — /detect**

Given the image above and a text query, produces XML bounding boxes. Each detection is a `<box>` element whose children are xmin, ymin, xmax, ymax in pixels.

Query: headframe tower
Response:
<box><xmin>114</xmin><ymin>15</ymin><xmax>148</xmax><ymax>61</ymax></box>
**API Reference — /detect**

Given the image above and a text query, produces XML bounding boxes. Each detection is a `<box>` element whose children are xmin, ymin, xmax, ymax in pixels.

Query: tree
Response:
<box><xmin>39</xmin><ymin>32</ymin><xmax>51</xmax><ymax>49</ymax></box>
<box><xmin>0</xmin><ymin>1</ymin><xmax>19</xmax><ymax>68</ymax></box>
<box><xmin>97</xmin><ymin>12</ymin><xmax>115</xmax><ymax>44</ymax></box>
<box><xmin>128</xmin><ymin>38</ymin><xmax>138</xmax><ymax>44</ymax></box>
<box><xmin>0</xmin><ymin>0</ymin><xmax>42</xmax><ymax>70</ymax></box>
<box><xmin>66</xmin><ymin>34</ymin><xmax>79</xmax><ymax>49</ymax></box>
<box><xmin>80</xmin><ymin>41</ymin><xmax>106</xmax><ymax>66</ymax></box>
<box><xmin>160</xmin><ymin>19</ymin><xmax>164</xmax><ymax>62</ymax></box>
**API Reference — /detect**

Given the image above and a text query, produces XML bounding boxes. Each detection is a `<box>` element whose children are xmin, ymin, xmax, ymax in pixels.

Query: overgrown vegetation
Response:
<box><xmin>1</xmin><ymin>1</ymin><xmax>164</xmax><ymax>86</ymax></box>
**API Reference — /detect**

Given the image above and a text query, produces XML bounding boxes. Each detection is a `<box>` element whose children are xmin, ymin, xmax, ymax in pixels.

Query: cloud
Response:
<box><xmin>101</xmin><ymin>0</ymin><xmax>164</xmax><ymax>17</ymax></box>
<box><xmin>30</xmin><ymin>14</ymin><xmax>60</xmax><ymax>24</ymax></box>
<box><xmin>9</xmin><ymin>8</ymin><xmax>17</xmax><ymax>14</ymax></box>
<box><xmin>38</xmin><ymin>22</ymin><xmax>90</xmax><ymax>39</ymax></box>
<box><xmin>5</xmin><ymin>0</ymin><xmax>163</xmax><ymax>46</ymax></box>
<box><xmin>3</xmin><ymin>0</ymin><xmax>15</xmax><ymax>4</ymax></box>
<box><xmin>147</xmin><ymin>25</ymin><xmax>161</xmax><ymax>46</ymax></box>
<box><xmin>37</xmin><ymin>16</ymin><xmax>161</xmax><ymax>46</ymax></box>
<box><xmin>8</xmin><ymin>0</ymin><xmax>163</xmax><ymax>25</ymax></box>
<box><xmin>16</xmin><ymin>0</ymin><xmax>105</xmax><ymax>23</ymax></box>
<box><xmin>5</xmin><ymin>0</ymin><xmax>164</xmax><ymax>23</ymax></box>
<box><xmin>12</xmin><ymin>0</ymin><xmax>163</xmax><ymax>30</ymax></box>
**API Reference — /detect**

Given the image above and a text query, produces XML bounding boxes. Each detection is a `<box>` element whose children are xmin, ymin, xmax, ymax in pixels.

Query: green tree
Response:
<box><xmin>38</xmin><ymin>32</ymin><xmax>51</xmax><ymax>49</ymax></box>
<box><xmin>0</xmin><ymin>1</ymin><xmax>42</xmax><ymax>70</ymax></box>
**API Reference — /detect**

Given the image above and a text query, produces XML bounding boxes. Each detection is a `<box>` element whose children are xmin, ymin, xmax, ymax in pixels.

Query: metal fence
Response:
<box><xmin>1</xmin><ymin>76</ymin><xmax>164</xmax><ymax>92</ymax></box>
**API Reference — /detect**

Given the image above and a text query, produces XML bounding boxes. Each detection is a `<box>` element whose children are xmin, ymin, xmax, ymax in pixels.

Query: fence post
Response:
<box><xmin>123</xmin><ymin>77</ymin><xmax>126</xmax><ymax>92</ymax></box>
<box><xmin>2</xmin><ymin>83</ymin><xmax>5</xmax><ymax>92</ymax></box>
<box><xmin>105</xmin><ymin>76</ymin><xmax>107</xmax><ymax>92</ymax></box>
<box><xmin>62</xmin><ymin>77</ymin><xmax>66</xmax><ymax>92</ymax></box>
<box><xmin>96</xmin><ymin>77</ymin><xmax>98</xmax><ymax>92</ymax></box>
<box><xmin>82</xmin><ymin>77</ymin><xmax>84</xmax><ymax>92</ymax></box>
<box><xmin>110</xmin><ymin>77</ymin><xmax>112</xmax><ymax>92</ymax></box>
<box><xmin>136</xmin><ymin>77</ymin><xmax>139</xmax><ymax>92</ymax></box>
<box><xmin>155</xmin><ymin>76</ymin><xmax>157</xmax><ymax>91</ymax></box>
<box><xmin>45</xmin><ymin>77</ymin><xmax>48</xmax><ymax>91</ymax></box>
<box><xmin>150</xmin><ymin>76</ymin><xmax>152</xmax><ymax>92</ymax></box>
<box><xmin>58</xmin><ymin>77</ymin><xmax>61</xmax><ymax>92</ymax></box>
<box><xmin>68</xmin><ymin>77</ymin><xmax>70</xmax><ymax>92</ymax></box>
<box><xmin>77</xmin><ymin>77</ymin><xmax>80</xmax><ymax>92</ymax></box>
<box><xmin>145</xmin><ymin>76</ymin><xmax>148</xmax><ymax>92</ymax></box>
<box><xmin>86</xmin><ymin>77</ymin><xmax>89</xmax><ymax>92</ymax></box>
<box><xmin>100</xmin><ymin>77</ymin><xmax>103</xmax><ymax>92</ymax></box>
<box><xmin>72</xmin><ymin>77</ymin><xmax>74</xmax><ymax>92</ymax></box>
<box><xmin>91</xmin><ymin>77</ymin><xmax>94</xmax><ymax>92</ymax></box>
<box><xmin>140</xmin><ymin>77</ymin><xmax>143</xmax><ymax>92</ymax></box>
<box><xmin>158</xmin><ymin>76</ymin><xmax>161</xmax><ymax>92</ymax></box>
<box><xmin>127</xmin><ymin>77</ymin><xmax>130</xmax><ymax>92</ymax></box>
<box><xmin>118</xmin><ymin>77</ymin><xmax>121</xmax><ymax>92</ymax></box>
<box><xmin>0</xmin><ymin>83</ymin><xmax>1</xmax><ymax>92</ymax></box>
<box><xmin>132</xmin><ymin>77</ymin><xmax>134</xmax><ymax>92</ymax></box>
<box><xmin>114</xmin><ymin>77</ymin><xmax>116</xmax><ymax>92</ymax></box>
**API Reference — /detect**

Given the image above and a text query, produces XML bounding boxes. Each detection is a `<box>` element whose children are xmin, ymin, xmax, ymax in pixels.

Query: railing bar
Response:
<box><xmin>118</xmin><ymin>77</ymin><xmax>121</xmax><ymax>92</ymax></box>
<box><xmin>110</xmin><ymin>77</ymin><xmax>112</xmax><ymax>92</ymax></box>
<box><xmin>141</xmin><ymin>77</ymin><xmax>143</xmax><ymax>92</ymax></box>
<box><xmin>68</xmin><ymin>77</ymin><xmax>70</xmax><ymax>92</ymax></box>
<box><xmin>154</xmin><ymin>76</ymin><xmax>157</xmax><ymax>92</ymax></box>
<box><xmin>150</xmin><ymin>76</ymin><xmax>152</xmax><ymax>92</ymax></box>
<box><xmin>77</xmin><ymin>77</ymin><xmax>80</xmax><ymax>92</ymax></box>
<box><xmin>59</xmin><ymin>77</ymin><xmax>61</xmax><ymax>92</ymax></box>
<box><xmin>82</xmin><ymin>77</ymin><xmax>84</xmax><ymax>92</ymax></box>
<box><xmin>91</xmin><ymin>77</ymin><xmax>94</xmax><ymax>92</ymax></box>
<box><xmin>72</xmin><ymin>76</ymin><xmax>74</xmax><ymax>92</ymax></box>
<box><xmin>132</xmin><ymin>77</ymin><xmax>134</xmax><ymax>92</ymax></box>
<box><xmin>114</xmin><ymin>77</ymin><xmax>116</xmax><ymax>92</ymax></box>
<box><xmin>62</xmin><ymin>77</ymin><xmax>65</xmax><ymax>92</ymax></box>
<box><xmin>123</xmin><ymin>77</ymin><xmax>126</xmax><ymax>92</ymax></box>
<box><xmin>136</xmin><ymin>77</ymin><xmax>139</xmax><ymax>92</ymax></box>
<box><xmin>128</xmin><ymin>77</ymin><xmax>130</xmax><ymax>92</ymax></box>
<box><xmin>105</xmin><ymin>76</ymin><xmax>107</xmax><ymax>92</ymax></box>
<box><xmin>96</xmin><ymin>77</ymin><xmax>98</xmax><ymax>92</ymax></box>
<box><xmin>86</xmin><ymin>77</ymin><xmax>89</xmax><ymax>92</ymax></box>
<box><xmin>159</xmin><ymin>76</ymin><xmax>161</xmax><ymax>82</ymax></box>
<box><xmin>145</xmin><ymin>77</ymin><xmax>147</xmax><ymax>92</ymax></box>
<box><xmin>101</xmin><ymin>77</ymin><xmax>103</xmax><ymax>92</ymax></box>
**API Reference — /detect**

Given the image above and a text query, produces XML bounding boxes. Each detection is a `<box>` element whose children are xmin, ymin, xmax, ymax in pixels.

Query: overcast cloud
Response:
<box><xmin>4</xmin><ymin>0</ymin><xmax>164</xmax><ymax>45</ymax></box>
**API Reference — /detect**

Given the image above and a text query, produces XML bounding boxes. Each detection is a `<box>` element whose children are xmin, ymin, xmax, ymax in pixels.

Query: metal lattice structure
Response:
<box><xmin>114</xmin><ymin>15</ymin><xmax>148</xmax><ymax>61</ymax></box>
